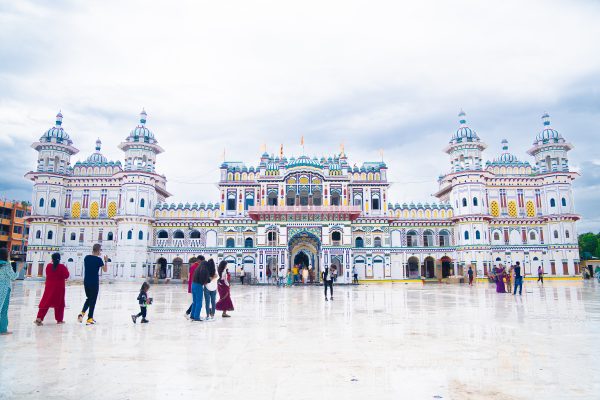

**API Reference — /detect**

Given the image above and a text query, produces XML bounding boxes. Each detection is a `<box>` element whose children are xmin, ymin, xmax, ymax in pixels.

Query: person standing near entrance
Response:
<box><xmin>352</xmin><ymin>265</ymin><xmax>358</xmax><ymax>284</ymax></box>
<box><xmin>35</xmin><ymin>253</ymin><xmax>70</xmax><ymax>326</ymax></box>
<box><xmin>240</xmin><ymin>266</ymin><xmax>246</xmax><ymax>285</ymax></box>
<box><xmin>278</xmin><ymin>267</ymin><xmax>285</xmax><ymax>286</ymax></box>
<box><xmin>467</xmin><ymin>266</ymin><xmax>474</xmax><ymax>286</ymax></box>
<box><xmin>292</xmin><ymin>264</ymin><xmax>299</xmax><ymax>284</ymax></box>
<box><xmin>78</xmin><ymin>244</ymin><xmax>108</xmax><ymax>325</ymax></box>
<box><xmin>322</xmin><ymin>266</ymin><xmax>334</xmax><ymax>301</ymax></box>
<box><xmin>537</xmin><ymin>265</ymin><xmax>544</xmax><ymax>285</ymax></box>
<box><xmin>513</xmin><ymin>261</ymin><xmax>523</xmax><ymax>296</ymax></box>
<box><xmin>302</xmin><ymin>266</ymin><xmax>309</xmax><ymax>284</ymax></box>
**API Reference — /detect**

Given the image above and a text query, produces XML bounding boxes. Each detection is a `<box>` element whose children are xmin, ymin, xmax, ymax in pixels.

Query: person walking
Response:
<box><xmin>352</xmin><ymin>265</ymin><xmax>358</xmax><ymax>284</ymax></box>
<box><xmin>1</xmin><ymin>248</ymin><xmax>24</xmax><ymax>335</ymax></box>
<box><xmin>190</xmin><ymin>261</ymin><xmax>208</xmax><ymax>321</ymax></box>
<box><xmin>494</xmin><ymin>265</ymin><xmax>506</xmax><ymax>293</ymax></box>
<box><xmin>537</xmin><ymin>265</ymin><xmax>544</xmax><ymax>285</ymax></box>
<box><xmin>78</xmin><ymin>244</ymin><xmax>108</xmax><ymax>325</ymax></box>
<box><xmin>302</xmin><ymin>266</ymin><xmax>309</xmax><ymax>284</ymax></box>
<box><xmin>216</xmin><ymin>261</ymin><xmax>234</xmax><ymax>317</ymax></box>
<box><xmin>595</xmin><ymin>265</ymin><xmax>600</xmax><ymax>283</ymax></box>
<box><xmin>34</xmin><ymin>253</ymin><xmax>69</xmax><ymax>326</ymax></box>
<box><xmin>240</xmin><ymin>266</ymin><xmax>245</xmax><ymax>285</ymax></box>
<box><xmin>131</xmin><ymin>282</ymin><xmax>151</xmax><ymax>324</ymax></box>
<box><xmin>292</xmin><ymin>264</ymin><xmax>299</xmax><ymax>284</ymax></box>
<box><xmin>185</xmin><ymin>255</ymin><xmax>204</xmax><ymax>318</ymax></box>
<box><xmin>322</xmin><ymin>266</ymin><xmax>334</xmax><ymax>301</ymax></box>
<box><xmin>204</xmin><ymin>259</ymin><xmax>218</xmax><ymax>321</ymax></box>
<box><xmin>266</xmin><ymin>266</ymin><xmax>272</xmax><ymax>284</ymax></box>
<box><xmin>278</xmin><ymin>267</ymin><xmax>285</xmax><ymax>287</ymax></box>
<box><xmin>467</xmin><ymin>266</ymin><xmax>474</xmax><ymax>286</ymax></box>
<box><xmin>286</xmin><ymin>268</ymin><xmax>293</xmax><ymax>287</ymax></box>
<box><xmin>513</xmin><ymin>261</ymin><xmax>523</xmax><ymax>296</ymax></box>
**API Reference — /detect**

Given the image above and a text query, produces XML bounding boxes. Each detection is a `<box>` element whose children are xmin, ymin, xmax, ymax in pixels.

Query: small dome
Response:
<box><xmin>495</xmin><ymin>139</ymin><xmax>518</xmax><ymax>163</ymax></box>
<box><xmin>127</xmin><ymin>109</ymin><xmax>157</xmax><ymax>144</ymax></box>
<box><xmin>40</xmin><ymin>111</ymin><xmax>73</xmax><ymax>145</ymax></box>
<box><xmin>451</xmin><ymin>110</ymin><xmax>480</xmax><ymax>143</ymax></box>
<box><xmin>535</xmin><ymin>113</ymin><xmax>563</xmax><ymax>144</ymax></box>
<box><xmin>86</xmin><ymin>138</ymin><xmax>108</xmax><ymax>163</ymax></box>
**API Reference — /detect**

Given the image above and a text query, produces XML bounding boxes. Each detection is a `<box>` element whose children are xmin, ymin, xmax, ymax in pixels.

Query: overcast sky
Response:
<box><xmin>1</xmin><ymin>0</ymin><xmax>599</xmax><ymax>232</ymax></box>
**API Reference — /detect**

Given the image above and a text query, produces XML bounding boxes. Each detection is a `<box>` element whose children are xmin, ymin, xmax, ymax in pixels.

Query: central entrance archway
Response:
<box><xmin>288</xmin><ymin>231</ymin><xmax>321</xmax><ymax>282</ymax></box>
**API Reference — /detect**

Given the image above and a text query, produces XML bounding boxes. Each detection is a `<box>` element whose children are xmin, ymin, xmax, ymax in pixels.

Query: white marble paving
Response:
<box><xmin>1</xmin><ymin>280</ymin><xmax>599</xmax><ymax>400</ymax></box>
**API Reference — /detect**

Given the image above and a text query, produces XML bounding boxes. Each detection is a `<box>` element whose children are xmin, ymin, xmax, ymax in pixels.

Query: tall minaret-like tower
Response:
<box><xmin>26</xmin><ymin>112</ymin><xmax>79</xmax><ymax>276</ymax></box>
<box><xmin>116</xmin><ymin>110</ymin><xmax>171</xmax><ymax>278</ymax></box>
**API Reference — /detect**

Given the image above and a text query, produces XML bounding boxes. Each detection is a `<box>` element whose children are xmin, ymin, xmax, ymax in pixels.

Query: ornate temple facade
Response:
<box><xmin>25</xmin><ymin>110</ymin><xmax>581</xmax><ymax>282</ymax></box>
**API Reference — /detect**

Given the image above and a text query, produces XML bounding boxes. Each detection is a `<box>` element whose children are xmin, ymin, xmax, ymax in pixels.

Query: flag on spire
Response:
<box><xmin>300</xmin><ymin>136</ymin><xmax>304</xmax><ymax>146</ymax></box>
<box><xmin>279</xmin><ymin>144</ymin><xmax>284</xmax><ymax>158</ymax></box>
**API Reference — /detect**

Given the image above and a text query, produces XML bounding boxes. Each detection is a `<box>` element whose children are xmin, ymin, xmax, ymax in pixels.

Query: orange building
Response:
<box><xmin>0</xmin><ymin>200</ymin><xmax>31</xmax><ymax>272</ymax></box>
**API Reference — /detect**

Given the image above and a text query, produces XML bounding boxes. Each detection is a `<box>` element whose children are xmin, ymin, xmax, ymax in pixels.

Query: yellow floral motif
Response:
<box><xmin>90</xmin><ymin>202</ymin><xmax>99</xmax><ymax>219</ymax></box>
<box><xmin>490</xmin><ymin>201</ymin><xmax>500</xmax><ymax>217</ymax></box>
<box><xmin>526</xmin><ymin>200</ymin><xmax>535</xmax><ymax>217</ymax></box>
<box><xmin>107</xmin><ymin>202</ymin><xmax>117</xmax><ymax>218</ymax></box>
<box><xmin>508</xmin><ymin>201</ymin><xmax>517</xmax><ymax>217</ymax></box>
<box><xmin>71</xmin><ymin>201</ymin><xmax>81</xmax><ymax>218</ymax></box>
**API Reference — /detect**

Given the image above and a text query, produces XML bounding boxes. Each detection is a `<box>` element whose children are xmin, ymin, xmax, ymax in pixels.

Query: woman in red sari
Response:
<box><xmin>216</xmin><ymin>260</ymin><xmax>234</xmax><ymax>318</ymax></box>
<box><xmin>34</xmin><ymin>253</ymin><xmax>69</xmax><ymax>325</ymax></box>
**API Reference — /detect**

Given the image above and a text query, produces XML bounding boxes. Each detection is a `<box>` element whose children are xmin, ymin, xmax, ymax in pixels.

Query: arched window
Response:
<box><xmin>127</xmin><ymin>230</ymin><xmax>133</xmax><ymax>240</ymax></box>
<box><xmin>355</xmin><ymin>237</ymin><xmax>364</xmax><ymax>248</ymax></box>
<box><xmin>138</xmin><ymin>230</ymin><xmax>144</xmax><ymax>240</ymax></box>
<box><xmin>67</xmin><ymin>258</ymin><xmax>73</xmax><ymax>262</ymax></box>
<box><xmin>39</xmin><ymin>198</ymin><xmax>45</xmax><ymax>207</ymax></box>
<box><xmin>331</xmin><ymin>231</ymin><xmax>341</xmax><ymax>244</ymax></box>
<box><xmin>529</xmin><ymin>231</ymin><xmax>536</xmax><ymax>241</ymax></box>
<box><xmin>475</xmin><ymin>230</ymin><xmax>481</xmax><ymax>240</ymax></box>
<box><xmin>70</xmin><ymin>232</ymin><xmax>76</xmax><ymax>241</ymax></box>
<box><xmin>553</xmin><ymin>230</ymin><xmax>559</xmax><ymax>239</ymax></box>
<box><xmin>50</xmin><ymin>199</ymin><xmax>57</xmax><ymax>208</ymax></box>
<box><xmin>47</xmin><ymin>230</ymin><xmax>53</xmax><ymax>240</ymax></box>
<box><xmin>226</xmin><ymin>238</ymin><xmax>235</xmax><ymax>248</ymax></box>
<box><xmin>473</xmin><ymin>197</ymin><xmax>478</xmax><ymax>206</ymax></box>
<box><xmin>245</xmin><ymin>237</ymin><xmax>253</xmax><ymax>248</ymax></box>
<box><xmin>331</xmin><ymin>192</ymin><xmax>341</xmax><ymax>206</ymax></box>
<box><xmin>140</xmin><ymin>198</ymin><xmax>145</xmax><ymax>208</ymax></box>
<box><xmin>353</xmin><ymin>195</ymin><xmax>362</xmax><ymax>207</ymax></box>
<box><xmin>157</xmin><ymin>230</ymin><xmax>168</xmax><ymax>239</ymax></box>
<box><xmin>550</xmin><ymin>198</ymin><xmax>556</xmax><ymax>207</ymax></box>
<box><xmin>190</xmin><ymin>230</ymin><xmax>201</xmax><ymax>239</ymax></box>
<box><xmin>561</xmin><ymin>197</ymin><xmax>567</xmax><ymax>207</ymax></box>
<box><xmin>565</xmin><ymin>230</ymin><xmax>570</xmax><ymax>239</ymax></box>
<box><xmin>462</xmin><ymin>198</ymin><xmax>467</xmax><ymax>207</ymax></box>
<box><xmin>267</xmin><ymin>231</ymin><xmax>277</xmax><ymax>245</ymax></box>
<box><xmin>107</xmin><ymin>232</ymin><xmax>114</xmax><ymax>241</ymax></box>
<box><xmin>372</xmin><ymin>194</ymin><xmax>380</xmax><ymax>210</ymax></box>
<box><xmin>267</xmin><ymin>192</ymin><xmax>278</xmax><ymax>206</ymax></box>
<box><xmin>227</xmin><ymin>193</ymin><xmax>236</xmax><ymax>211</ymax></box>
<box><xmin>464</xmin><ymin>231</ymin><xmax>469</xmax><ymax>240</ymax></box>
<box><xmin>493</xmin><ymin>232</ymin><xmax>500</xmax><ymax>241</ymax></box>
<box><xmin>173</xmin><ymin>230</ymin><xmax>185</xmax><ymax>239</ymax></box>
<box><xmin>36</xmin><ymin>230</ymin><xmax>41</xmax><ymax>239</ymax></box>
<box><xmin>407</xmin><ymin>230</ymin><xmax>418</xmax><ymax>247</ymax></box>
<box><xmin>439</xmin><ymin>230</ymin><xmax>450</xmax><ymax>246</ymax></box>
<box><xmin>374</xmin><ymin>236</ymin><xmax>382</xmax><ymax>247</ymax></box>
<box><xmin>423</xmin><ymin>230</ymin><xmax>434</xmax><ymax>247</ymax></box>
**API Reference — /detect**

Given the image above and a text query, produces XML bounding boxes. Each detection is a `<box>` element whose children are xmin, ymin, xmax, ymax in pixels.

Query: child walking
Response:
<box><xmin>131</xmin><ymin>282</ymin><xmax>151</xmax><ymax>324</ymax></box>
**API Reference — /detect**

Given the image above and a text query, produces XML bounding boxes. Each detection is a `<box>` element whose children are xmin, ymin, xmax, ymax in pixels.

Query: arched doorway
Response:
<box><xmin>441</xmin><ymin>256</ymin><xmax>452</xmax><ymax>278</ymax></box>
<box><xmin>173</xmin><ymin>257</ymin><xmax>183</xmax><ymax>279</ymax></box>
<box><xmin>157</xmin><ymin>257</ymin><xmax>167</xmax><ymax>279</ymax></box>
<box><xmin>407</xmin><ymin>256</ymin><xmax>420</xmax><ymax>278</ymax></box>
<box><xmin>289</xmin><ymin>231</ymin><xmax>321</xmax><ymax>282</ymax></box>
<box><xmin>424</xmin><ymin>256</ymin><xmax>435</xmax><ymax>278</ymax></box>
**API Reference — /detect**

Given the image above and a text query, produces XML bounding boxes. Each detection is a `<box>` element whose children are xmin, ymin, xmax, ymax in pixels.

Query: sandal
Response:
<box><xmin>34</xmin><ymin>319</ymin><xmax>43</xmax><ymax>326</ymax></box>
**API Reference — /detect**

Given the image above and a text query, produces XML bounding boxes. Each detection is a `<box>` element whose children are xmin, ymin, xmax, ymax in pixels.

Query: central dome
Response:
<box><xmin>86</xmin><ymin>138</ymin><xmax>108</xmax><ymax>163</ymax></box>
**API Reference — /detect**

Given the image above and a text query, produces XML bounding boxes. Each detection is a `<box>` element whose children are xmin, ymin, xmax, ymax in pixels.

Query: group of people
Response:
<box><xmin>184</xmin><ymin>255</ymin><xmax>234</xmax><ymax>322</ymax></box>
<box><xmin>491</xmin><ymin>262</ymin><xmax>544</xmax><ymax>295</ymax></box>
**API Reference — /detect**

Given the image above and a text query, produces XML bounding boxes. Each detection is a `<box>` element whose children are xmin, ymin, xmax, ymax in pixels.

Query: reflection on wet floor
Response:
<box><xmin>1</xmin><ymin>280</ymin><xmax>599</xmax><ymax>400</ymax></box>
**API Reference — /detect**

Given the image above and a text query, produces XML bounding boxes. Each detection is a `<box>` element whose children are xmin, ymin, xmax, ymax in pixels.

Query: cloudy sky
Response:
<box><xmin>1</xmin><ymin>0</ymin><xmax>599</xmax><ymax>232</ymax></box>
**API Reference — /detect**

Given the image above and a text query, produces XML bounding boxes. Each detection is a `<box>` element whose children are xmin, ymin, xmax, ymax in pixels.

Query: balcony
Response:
<box><xmin>247</xmin><ymin>205</ymin><xmax>362</xmax><ymax>222</ymax></box>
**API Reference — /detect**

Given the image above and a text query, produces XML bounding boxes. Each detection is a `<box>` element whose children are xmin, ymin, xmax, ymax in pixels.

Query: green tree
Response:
<box><xmin>579</xmin><ymin>232</ymin><xmax>600</xmax><ymax>260</ymax></box>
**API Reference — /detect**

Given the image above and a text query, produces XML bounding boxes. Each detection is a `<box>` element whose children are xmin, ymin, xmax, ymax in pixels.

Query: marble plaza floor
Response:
<box><xmin>1</xmin><ymin>280</ymin><xmax>599</xmax><ymax>400</ymax></box>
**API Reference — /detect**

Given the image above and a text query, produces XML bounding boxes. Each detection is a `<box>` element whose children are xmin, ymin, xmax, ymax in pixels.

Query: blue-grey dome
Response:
<box><xmin>86</xmin><ymin>138</ymin><xmax>108</xmax><ymax>163</ymax></box>
<box><xmin>451</xmin><ymin>110</ymin><xmax>480</xmax><ymax>143</ymax></box>
<box><xmin>127</xmin><ymin>109</ymin><xmax>157</xmax><ymax>144</ymax></box>
<box><xmin>40</xmin><ymin>112</ymin><xmax>73</xmax><ymax>145</ymax></box>
<box><xmin>535</xmin><ymin>113</ymin><xmax>563</xmax><ymax>144</ymax></box>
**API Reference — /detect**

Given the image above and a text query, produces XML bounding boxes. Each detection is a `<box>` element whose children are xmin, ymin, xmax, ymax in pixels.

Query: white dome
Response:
<box><xmin>86</xmin><ymin>138</ymin><xmax>108</xmax><ymax>163</ymax></box>
<box><xmin>535</xmin><ymin>113</ymin><xmax>563</xmax><ymax>144</ymax></box>
<box><xmin>127</xmin><ymin>109</ymin><xmax>157</xmax><ymax>144</ymax></box>
<box><xmin>451</xmin><ymin>110</ymin><xmax>480</xmax><ymax>143</ymax></box>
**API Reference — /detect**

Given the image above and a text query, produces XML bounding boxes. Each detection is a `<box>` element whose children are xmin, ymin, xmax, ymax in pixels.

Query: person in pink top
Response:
<box><xmin>185</xmin><ymin>255</ymin><xmax>204</xmax><ymax>318</ymax></box>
